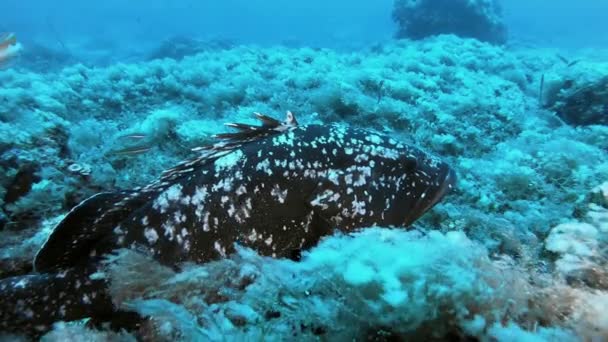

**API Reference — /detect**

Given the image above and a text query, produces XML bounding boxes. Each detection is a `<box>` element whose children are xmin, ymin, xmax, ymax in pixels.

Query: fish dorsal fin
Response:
<box><xmin>158</xmin><ymin>111</ymin><xmax>298</xmax><ymax>184</ymax></box>
<box><xmin>214</xmin><ymin>111</ymin><xmax>298</xmax><ymax>142</ymax></box>
<box><xmin>199</xmin><ymin>111</ymin><xmax>297</xmax><ymax>152</ymax></box>
<box><xmin>106</xmin><ymin>111</ymin><xmax>298</xmax><ymax>219</ymax></box>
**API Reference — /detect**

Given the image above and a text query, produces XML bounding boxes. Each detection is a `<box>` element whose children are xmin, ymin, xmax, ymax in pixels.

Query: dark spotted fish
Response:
<box><xmin>0</xmin><ymin>112</ymin><xmax>456</xmax><ymax>336</ymax></box>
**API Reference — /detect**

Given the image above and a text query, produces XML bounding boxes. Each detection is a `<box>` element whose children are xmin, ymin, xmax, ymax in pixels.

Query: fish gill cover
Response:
<box><xmin>0</xmin><ymin>1</ymin><xmax>607</xmax><ymax>341</ymax></box>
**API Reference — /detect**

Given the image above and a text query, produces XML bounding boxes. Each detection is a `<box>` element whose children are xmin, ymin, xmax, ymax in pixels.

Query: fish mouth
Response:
<box><xmin>403</xmin><ymin>167</ymin><xmax>457</xmax><ymax>227</ymax></box>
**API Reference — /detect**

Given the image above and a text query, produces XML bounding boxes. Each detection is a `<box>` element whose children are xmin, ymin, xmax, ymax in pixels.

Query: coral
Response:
<box><xmin>392</xmin><ymin>0</ymin><xmax>507</xmax><ymax>44</ymax></box>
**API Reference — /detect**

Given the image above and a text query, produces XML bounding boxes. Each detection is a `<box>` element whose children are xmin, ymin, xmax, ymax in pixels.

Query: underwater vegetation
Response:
<box><xmin>0</xmin><ymin>9</ymin><xmax>607</xmax><ymax>341</ymax></box>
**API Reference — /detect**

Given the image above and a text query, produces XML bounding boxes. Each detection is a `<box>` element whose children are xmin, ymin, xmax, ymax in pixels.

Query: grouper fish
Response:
<box><xmin>0</xmin><ymin>112</ymin><xmax>456</xmax><ymax>336</ymax></box>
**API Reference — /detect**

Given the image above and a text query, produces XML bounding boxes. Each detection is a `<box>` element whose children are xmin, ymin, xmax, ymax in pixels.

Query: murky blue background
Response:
<box><xmin>2</xmin><ymin>0</ymin><xmax>606</xmax><ymax>52</ymax></box>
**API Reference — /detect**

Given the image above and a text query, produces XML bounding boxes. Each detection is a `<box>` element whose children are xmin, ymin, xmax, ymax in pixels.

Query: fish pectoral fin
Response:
<box><xmin>287</xmin><ymin>210</ymin><xmax>334</xmax><ymax>262</ymax></box>
<box><xmin>306</xmin><ymin>209</ymin><xmax>335</xmax><ymax>247</ymax></box>
<box><xmin>300</xmin><ymin>182</ymin><xmax>345</xmax><ymax>253</ymax></box>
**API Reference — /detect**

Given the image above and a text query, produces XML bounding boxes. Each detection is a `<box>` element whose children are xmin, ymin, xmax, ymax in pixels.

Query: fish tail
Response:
<box><xmin>0</xmin><ymin>267</ymin><xmax>115</xmax><ymax>337</ymax></box>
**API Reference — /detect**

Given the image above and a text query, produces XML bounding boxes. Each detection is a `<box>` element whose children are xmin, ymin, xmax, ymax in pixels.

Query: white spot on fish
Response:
<box><xmin>153</xmin><ymin>184</ymin><xmax>183</xmax><ymax>214</ymax></box>
<box><xmin>248</xmin><ymin>229</ymin><xmax>258</xmax><ymax>242</ymax></box>
<box><xmin>214</xmin><ymin>241</ymin><xmax>226</xmax><ymax>257</ymax></box>
<box><xmin>272</xmin><ymin>131</ymin><xmax>295</xmax><ymax>146</ymax></box>
<box><xmin>256</xmin><ymin>158</ymin><xmax>273</xmax><ymax>176</ymax></box>
<box><xmin>327</xmin><ymin>169</ymin><xmax>341</xmax><ymax>185</ymax></box>
<box><xmin>14</xmin><ymin>278</ymin><xmax>29</xmax><ymax>289</ymax></box>
<box><xmin>202</xmin><ymin>212</ymin><xmax>211</xmax><ymax>232</ymax></box>
<box><xmin>212</xmin><ymin>177</ymin><xmax>234</xmax><ymax>192</ymax></box>
<box><xmin>265</xmin><ymin>235</ymin><xmax>273</xmax><ymax>246</ymax></box>
<box><xmin>271</xmin><ymin>184</ymin><xmax>288</xmax><ymax>203</ymax></box>
<box><xmin>366</xmin><ymin>134</ymin><xmax>383</xmax><ymax>145</ymax></box>
<box><xmin>214</xmin><ymin>150</ymin><xmax>244</xmax><ymax>173</ymax></box>
<box><xmin>191</xmin><ymin>186</ymin><xmax>208</xmax><ymax>206</ymax></box>
<box><xmin>236</xmin><ymin>185</ymin><xmax>247</xmax><ymax>196</ymax></box>
<box><xmin>144</xmin><ymin>228</ymin><xmax>159</xmax><ymax>244</ymax></box>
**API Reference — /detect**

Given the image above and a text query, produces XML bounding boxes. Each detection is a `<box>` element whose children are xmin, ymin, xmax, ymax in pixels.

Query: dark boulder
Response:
<box><xmin>549</xmin><ymin>76</ymin><xmax>608</xmax><ymax>126</ymax></box>
<box><xmin>392</xmin><ymin>0</ymin><xmax>507</xmax><ymax>44</ymax></box>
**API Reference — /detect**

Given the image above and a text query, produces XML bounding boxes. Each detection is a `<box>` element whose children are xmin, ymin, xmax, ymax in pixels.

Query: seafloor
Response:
<box><xmin>0</xmin><ymin>35</ymin><xmax>607</xmax><ymax>341</ymax></box>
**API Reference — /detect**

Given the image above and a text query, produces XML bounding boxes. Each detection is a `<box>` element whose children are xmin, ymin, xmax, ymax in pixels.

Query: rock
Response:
<box><xmin>392</xmin><ymin>0</ymin><xmax>507</xmax><ymax>44</ymax></box>
<box><xmin>3</xmin><ymin>163</ymin><xmax>40</xmax><ymax>206</ymax></box>
<box><xmin>550</xmin><ymin>76</ymin><xmax>608</xmax><ymax>126</ymax></box>
<box><xmin>545</xmin><ymin>182</ymin><xmax>608</xmax><ymax>289</ymax></box>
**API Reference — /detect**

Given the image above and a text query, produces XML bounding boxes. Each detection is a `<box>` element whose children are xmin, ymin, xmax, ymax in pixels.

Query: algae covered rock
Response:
<box><xmin>546</xmin><ymin>182</ymin><xmax>608</xmax><ymax>290</ymax></box>
<box><xmin>392</xmin><ymin>0</ymin><xmax>507</xmax><ymax>44</ymax></box>
<box><xmin>549</xmin><ymin>76</ymin><xmax>608</xmax><ymax>126</ymax></box>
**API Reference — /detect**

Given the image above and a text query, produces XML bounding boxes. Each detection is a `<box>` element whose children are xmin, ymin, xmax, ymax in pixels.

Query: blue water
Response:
<box><xmin>2</xmin><ymin>0</ymin><xmax>607</xmax><ymax>61</ymax></box>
